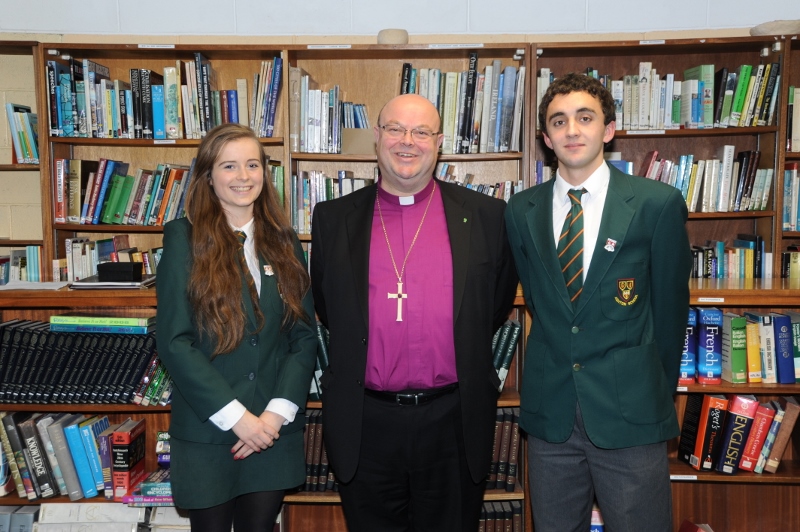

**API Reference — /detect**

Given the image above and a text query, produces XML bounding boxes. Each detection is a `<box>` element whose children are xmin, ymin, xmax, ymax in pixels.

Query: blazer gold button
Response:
<box><xmin>248</xmin><ymin>373</ymin><xmax>255</xmax><ymax>380</ymax></box>
<box><xmin>250</xmin><ymin>337</ymin><xmax>258</xmax><ymax>346</ymax></box>
<box><xmin>571</xmin><ymin>326</ymin><xmax>579</xmax><ymax>334</ymax></box>
<box><xmin>572</xmin><ymin>364</ymin><xmax>581</xmax><ymax>372</ymax></box>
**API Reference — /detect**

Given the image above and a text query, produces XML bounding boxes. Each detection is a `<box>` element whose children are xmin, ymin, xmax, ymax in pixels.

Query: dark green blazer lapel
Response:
<box><xmin>440</xmin><ymin>181</ymin><xmax>470</xmax><ymax>323</ymax></box>
<box><xmin>577</xmin><ymin>168</ymin><xmax>636</xmax><ymax>314</ymax></box>
<box><xmin>345</xmin><ymin>184</ymin><xmax>377</xmax><ymax>331</ymax></box>
<box><xmin>524</xmin><ymin>180</ymin><xmax>573</xmax><ymax>310</ymax></box>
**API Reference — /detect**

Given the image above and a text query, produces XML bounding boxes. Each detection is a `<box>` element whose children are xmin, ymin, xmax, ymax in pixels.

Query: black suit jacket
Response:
<box><xmin>311</xmin><ymin>179</ymin><xmax>518</xmax><ymax>483</ymax></box>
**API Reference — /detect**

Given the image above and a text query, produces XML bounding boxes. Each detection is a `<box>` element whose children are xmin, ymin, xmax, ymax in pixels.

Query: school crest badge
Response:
<box><xmin>615</xmin><ymin>278</ymin><xmax>638</xmax><ymax>306</ymax></box>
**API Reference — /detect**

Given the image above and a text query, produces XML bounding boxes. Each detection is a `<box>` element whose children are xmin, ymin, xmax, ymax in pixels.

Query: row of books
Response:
<box><xmin>435</xmin><ymin>162</ymin><xmax>525</xmax><ymax>203</ymax></box>
<box><xmin>400</xmin><ymin>55</ymin><xmax>525</xmax><ymax>154</ymax></box>
<box><xmin>678</xmin><ymin>394</ymin><xmax>799</xmax><ymax>476</ymax></box>
<box><xmin>787</xmin><ymin>86</ymin><xmax>800</xmax><ymax>152</ymax></box>
<box><xmin>4</xmin><ymin>102</ymin><xmax>39</xmax><ymax>164</ymax></box>
<box><xmin>0</xmin><ymin>503</ymin><xmax>188</xmax><ymax>532</ymax></box>
<box><xmin>478</xmin><ymin>500</ymin><xmax>523</xmax><ymax>532</ymax></box>
<box><xmin>0</xmin><ymin>246</ymin><xmax>42</xmax><ymax>284</ymax></box>
<box><xmin>0</xmin><ymin>411</ymin><xmax>146</xmax><ymax>503</ymax></box>
<box><xmin>292</xmin><ymin>73</ymin><xmax>370</xmax><ymax>154</ymax></box>
<box><xmin>0</xmin><ymin>318</ymin><xmax>160</xmax><ymax>405</ymax></box>
<box><xmin>539</xmin><ymin>62</ymin><xmax>780</xmax><ymax>132</ymax></box>
<box><xmin>640</xmin><ymin>148</ymin><xmax>770</xmax><ymax>214</ymax></box>
<box><xmin>690</xmin><ymin>234</ymin><xmax>769</xmax><ymax>280</ymax></box>
<box><xmin>681</xmin><ymin>308</ymin><xmax>800</xmax><ymax>387</ymax></box>
<box><xmin>291</xmin><ymin>170</ymin><xmax>375</xmax><ymax>236</ymax></box>
<box><xmin>121</xmin><ymin>468</ymin><xmax>174</xmax><ymax>507</ymax></box>
<box><xmin>45</xmin><ymin>53</ymin><xmax>281</xmax><ymax>141</ymax></box>
<box><xmin>301</xmin><ymin>409</ymin><xmax>335</xmax><ymax>492</ymax></box>
<box><xmin>0</xmin><ymin>506</ymin><xmax>38</xmax><ymax>532</ymax></box>
<box><xmin>1</xmin><ymin>502</ymin><xmax>156</xmax><ymax>532</ymax></box>
<box><xmin>488</xmin><ymin>407</ymin><xmax>521</xmax><ymax>492</ymax></box>
<box><xmin>59</xmin><ymin>235</ymin><xmax>162</xmax><ymax>283</ymax></box>
<box><xmin>54</xmin><ymin>158</ymin><xmax>197</xmax><ymax>228</ymax></box>
<box><xmin>781</xmin><ymin>163</ymin><xmax>800</xmax><ymax>231</ymax></box>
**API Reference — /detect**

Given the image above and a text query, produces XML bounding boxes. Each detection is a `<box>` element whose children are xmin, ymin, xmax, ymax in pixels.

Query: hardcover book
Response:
<box><xmin>714</xmin><ymin>394</ymin><xmax>758</xmax><ymax>474</ymax></box>
<box><xmin>680</xmin><ymin>308</ymin><xmax>698</xmax><ymax>385</ymax></box>
<box><xmin>738</xmin><ymin>402</ymin><xmax>777</xmax><ymax>472</ymax></box>
<box><xmin>697</xmin><ymin>308</ymin><xmax>723</xmax><ymax>384</ymax></box>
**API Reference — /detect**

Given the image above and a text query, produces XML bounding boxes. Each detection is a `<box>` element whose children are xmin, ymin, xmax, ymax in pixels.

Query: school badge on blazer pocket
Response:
<box><xmin>615</xmin><ymin>278</ymin><xmax>638</xmax><ymax>306</ymax></box>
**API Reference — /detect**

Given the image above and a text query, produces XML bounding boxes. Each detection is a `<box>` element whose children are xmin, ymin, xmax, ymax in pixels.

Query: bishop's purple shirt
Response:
<box><xmin>365</xmin><ymin>178</ymin><xmax>457</xmax><ymax>391</ymax></box>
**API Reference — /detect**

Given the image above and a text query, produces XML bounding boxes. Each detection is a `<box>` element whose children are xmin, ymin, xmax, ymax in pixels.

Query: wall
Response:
<box><xmin>0</xmin><ymin>0</ymin><xmax>798</xmax><ymax>37</ymax></box>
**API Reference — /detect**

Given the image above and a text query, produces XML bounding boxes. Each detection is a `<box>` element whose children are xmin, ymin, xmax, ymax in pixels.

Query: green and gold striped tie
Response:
<box><xmin>235</xmin><ymin>230</ymin><xmax>259</xmax><ymax>302</ymax></box>
<box><xmin>557</xmin><ymin>189</ymin><xmax>586</xmax><ymax>307</ymax></box>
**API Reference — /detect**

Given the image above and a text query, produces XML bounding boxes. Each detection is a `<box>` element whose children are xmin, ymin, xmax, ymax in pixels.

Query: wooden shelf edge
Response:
<box><xmin>0</xmin><ymin>403</ymin><xmax>168</xmax><ymax>413</ymax></box>
<box><xmin>0</xmin><ymin>288</ymin><xmax>157</xmax><ymax>308</ymax></box>
<box><xmin>283</xmin><ymin>484</ymin><xmax>524</xmax><ymax>504</ymax></box>
<box><xmin>677</xmin><ymin>382</ymin><xmax>800</xmax><ymax>394</ymax></box>
<box><xmin>48</xmin><ymin>137</ymin><xmax>284</xmax><ymax>147</ymax></box>
<box><xmin>0</xmin><ymin>163</ymin><xmax>40</xmax><ymax>171</ymax></box>
<box><xmin>670</xmin><ymin>459</ymin><xmax>800</xmax><ymax>485</ymax></box>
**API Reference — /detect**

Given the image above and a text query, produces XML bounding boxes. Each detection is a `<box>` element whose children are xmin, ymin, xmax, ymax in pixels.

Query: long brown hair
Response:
<box><xmin>185</xmin><ymin>123</ymin><xmax>310</xmax><ymax>355</ymax></box>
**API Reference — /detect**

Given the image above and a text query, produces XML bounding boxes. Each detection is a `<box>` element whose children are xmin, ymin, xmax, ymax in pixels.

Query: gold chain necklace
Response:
<box><xmin>376</xmin><ymin>181</ymin><xmax>437</xmax><ymax>322</ymax></box>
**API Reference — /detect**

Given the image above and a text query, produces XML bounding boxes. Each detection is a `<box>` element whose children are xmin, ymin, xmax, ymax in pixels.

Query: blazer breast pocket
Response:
<box><xmin>600</xmin><ymin>260</ymin><xmax>648</xmax><ymax>321</ymax></box>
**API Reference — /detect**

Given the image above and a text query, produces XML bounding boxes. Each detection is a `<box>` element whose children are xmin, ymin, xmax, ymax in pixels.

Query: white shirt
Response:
<box><xmin>209</xmin><ymin>218</ymin><xmax>298</xmax><ymax>431</ymax></box>
<box><xmin>552</xmin><ymin>163</ymin><xmax>610</xmax><ymax>281</ymax></box>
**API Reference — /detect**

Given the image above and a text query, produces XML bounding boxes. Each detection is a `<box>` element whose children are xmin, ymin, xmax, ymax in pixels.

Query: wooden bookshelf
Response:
<box><xmin>3</xmin><ymin>34</ymin><xmax>800</xmax><ymax>531</ymax></box>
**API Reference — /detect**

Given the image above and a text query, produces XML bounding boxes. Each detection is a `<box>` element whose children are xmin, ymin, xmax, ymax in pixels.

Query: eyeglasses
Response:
<box><xmin>378</xmin><ymin>124</ymin><xmax>437</xmax><ymax>141</ymax></box>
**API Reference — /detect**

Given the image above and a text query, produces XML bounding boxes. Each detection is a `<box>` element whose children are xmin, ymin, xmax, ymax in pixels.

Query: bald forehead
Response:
<box><xmin>379</xmin><ymin>94</ymin><xmax>441</xmax><ymax>132</ymax></box>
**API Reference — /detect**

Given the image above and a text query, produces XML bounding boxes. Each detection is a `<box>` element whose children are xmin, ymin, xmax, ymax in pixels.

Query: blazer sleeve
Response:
<box><xmin>270</xmin><ymin>236</ymin><xmax>318</xmax><ymax>410</ymax></box>
<box><xmin>494</xmin><ymin>202</ymin><xmax>519</xmax><ymax>332</ymax></box>
<box><xmin>650</xmin><ymin>187</ymin><xmax>692</xmax><ymax>387</ymax></box>
<box><xmin>156</xmin><ymin>220</ymin><xmax>240</xmax><ymax>422</ymax></box>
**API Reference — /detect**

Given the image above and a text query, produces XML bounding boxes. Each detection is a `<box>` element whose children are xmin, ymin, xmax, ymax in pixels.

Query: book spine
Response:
<box><xmin>0</xmin><ymin>412</ymin><xmax>28</xmax><ymax>498</ymax></box>
<box><xmin>19</xmin><ymin>419</ymin><xmax>57</xmax><ymax>498</ymax></box>
<box><xmin>2</xmin><ymin>414</ymin><xmax>38</xmax><ymax>499</ymax></box>
<box><xmin>63</xmin><ymin>422</ymin><xmax>99</xmax><ymax>498</ymax></box>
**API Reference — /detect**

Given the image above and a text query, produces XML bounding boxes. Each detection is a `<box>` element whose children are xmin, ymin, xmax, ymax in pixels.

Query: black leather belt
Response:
<box><xmin>364</xmin><ymin>383</ymin><xmax>458</xmax><ymax>406</ymax></box>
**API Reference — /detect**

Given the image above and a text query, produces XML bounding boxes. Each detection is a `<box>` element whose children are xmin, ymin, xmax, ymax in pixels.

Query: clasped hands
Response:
<box><xmin>230</xmin><ymin>409</ymin><xmax>286</xmax><ymax>460</ymax></box>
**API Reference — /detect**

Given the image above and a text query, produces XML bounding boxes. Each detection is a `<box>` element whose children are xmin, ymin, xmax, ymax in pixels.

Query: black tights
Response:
<box><xmin>188</xmin><ymin>490</ymin><xmax>284</xmax><ymax>532</ymax></box>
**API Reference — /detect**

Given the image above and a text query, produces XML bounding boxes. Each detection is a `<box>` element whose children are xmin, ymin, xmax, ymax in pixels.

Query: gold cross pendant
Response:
<box><xmin>388</xmin><ymin>282</ymin><xmax>408</xmax><ymax>322</ymax></box>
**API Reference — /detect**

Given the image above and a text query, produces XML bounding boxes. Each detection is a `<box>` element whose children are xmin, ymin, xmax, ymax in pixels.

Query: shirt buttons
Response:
<box><xmin>362</xmin><ymin>338</ymin><xmax>367</xmax><ymax>345</ymax></box>
<box><xmin>571</xmin><ymin>326</ymin><xmax>580</xmax><ymax>334</ymax></box>
<box><xmin>573</xmin><ymin>364</ymin><xmax>582</xmax><ymax>372</ymax></box>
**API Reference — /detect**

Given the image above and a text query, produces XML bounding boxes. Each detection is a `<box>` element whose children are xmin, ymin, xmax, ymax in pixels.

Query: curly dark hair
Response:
<box><xmin>538</xmin><ymin>72</ymin><xmax>616</xmax><ymax>135</ymax></box>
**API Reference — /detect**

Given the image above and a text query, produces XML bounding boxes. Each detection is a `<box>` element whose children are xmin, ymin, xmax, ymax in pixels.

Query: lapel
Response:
<box><xmin>524</xmin><ymin>169</ymin><xmax>637</xmax><ymax>314</ymax></box>
<box><xmin>439</xmin><ymin>181</ymin><xmax>470</xmax><ymax>324</ymax></box>
<box><xmin>576</xmin><ymin>169</ymin><xmax>635</xmax><ymax>314</ymax></box>
<box><xmin>345</xmin><ymin>185</ymin><xmax>378</xmax><ymax>331</ymax></box>
<box><xmin>524</xmin><ymin>180</ymin><xmax>574</xmax><ymax>310</ymax></box>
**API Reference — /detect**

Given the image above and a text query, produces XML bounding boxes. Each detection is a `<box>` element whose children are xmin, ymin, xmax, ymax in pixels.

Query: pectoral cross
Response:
<box><xmin>388</xmin><ymin>282</ymin><xmax>408</xmax><ymax>322</ymax></box>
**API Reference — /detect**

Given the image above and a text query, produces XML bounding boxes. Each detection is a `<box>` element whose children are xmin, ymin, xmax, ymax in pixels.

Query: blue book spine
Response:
<box><xmin>697</xmin><ymin>307</ymin><xmax>723</xmax><ymax>384</ymax></box>
<box><xmin>266</xmin><ymin>57</ymin><xmax>283</xmax><ymax>137</ymax></box>
<box><xmin>50</xmin><ymin>324</ymin><xmax>152</xmax><ymax>334</ymax></box>
<box><xmin>494</xmin><ymin>74</ymin><xmax>504</xmax><ymax>152</ymax></box>
<box><xmin>152</xmin><ymin>85</ymin><xmax>166</xmax><ymax>140</ymax></box>
<box><xmin>79</xmin><ymin>420</ymin><xmax>108</xmax><ymax>491</ymax></box>
<box><xmin>771</xmin><ymin>313</ymin><xmax>797</xmax><ymax>384</ymax></box>
<box><xmin>91</xmin><ymin>160</ymin><xmax>118</xmax><ymax>224</ymax></box>
<box><xmin>227</xmin><ymin>89</ymin><xmax>239</xmax><ymax>124</ymax></box>
<box><xmin>63</xmin><ymin>423</ymin><xmax>99</xmax><ymax>497</ymax></box>
<box><xmin>680</xmin><ymin>308</ymin><xmax>698</xmax><ymax>383</ymax></box>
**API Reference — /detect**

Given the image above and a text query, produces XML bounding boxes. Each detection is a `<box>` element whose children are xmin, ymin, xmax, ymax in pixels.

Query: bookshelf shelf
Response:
<box><xmin>0</xmin><ymin>239</ymin><xmax>43</xmax><ymax>247</ymax></box>
<box><xmin>48</xmin><ymin>137</ymin><xmax>285</xmax><ymax>148</ymax></box>
<box><xmin>0</xmin><ymin>403</ymin><xmax>169</xmax><ymax>414</ymax></box>
<box><xmin>53</xmin><ymin>223</ymin><xmax>165</xmax><ymax>234</ymax></box>
<box><xmin>0</xmin><ymin>163</ymin><xmax>40</xmax><ymax>171</ymax></box>
<box><xmin>687</xmin><ymin>210</ymin><xmax>774</xmax><ymax>220</ymax></box>
<box><xmin>282</xmin><ymin>484</ymin><xmax>525</xmax><ymax>505</ymax></box>
<box><xmin>669</xmin><ymin>459</ymin><xmax>800</xmax><ymax>485</ymax></box>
